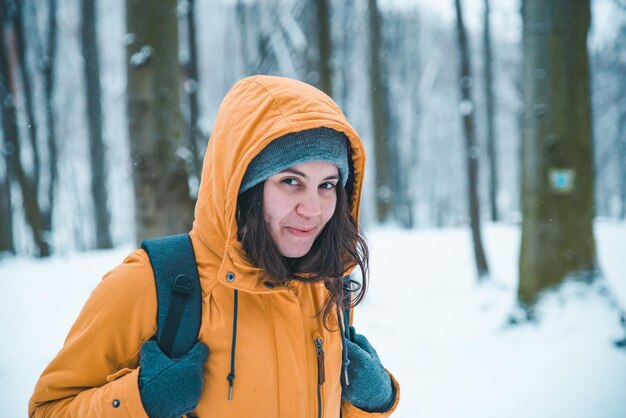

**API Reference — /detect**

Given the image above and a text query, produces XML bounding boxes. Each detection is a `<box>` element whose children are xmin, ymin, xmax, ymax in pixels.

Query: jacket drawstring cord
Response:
<box><xmin>337</xmin><ymin>306</ymin><xmax>350</xmax><ymax>386</ymax></box>
<box><xmin>339</xmin><ymin>275</ymin><xmax>361</xmax><ymax>386</ymax></box>
<box><xmin>227</xmin><ymin>289</ymin><xmax>239</xmax><ymax>401</ymax></box>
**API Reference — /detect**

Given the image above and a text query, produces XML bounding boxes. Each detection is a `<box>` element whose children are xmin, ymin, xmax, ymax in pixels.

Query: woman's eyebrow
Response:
<box><xmin>280</xmin><ymin>168</ymin><xmax>307</xmax><ymax>177</ymax></box>
<box><xmin>280</xmin><ymin>168</ymin><xmax>339</xmax><ymax>181</ymax></box>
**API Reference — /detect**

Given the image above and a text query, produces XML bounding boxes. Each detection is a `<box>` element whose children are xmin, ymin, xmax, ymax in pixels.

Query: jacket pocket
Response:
<box><xmin>106</xmin><ymin>367</ymin><xmax>134</xmax><ymax>383</ymax></box>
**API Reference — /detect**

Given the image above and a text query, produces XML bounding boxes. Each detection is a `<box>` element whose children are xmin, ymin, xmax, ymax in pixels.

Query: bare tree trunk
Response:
<box><xmin>1</xmin><ymin>4</ymin><xmax>14</xmax><ymax>255</ymax></box>
<box><xmin>182</xmin><ymin>0</ymin><xmax>202</xmax><ymax>182</ymax></box>
<box><xmin>519</xmin><ymin>0</ymin><xmax>596</xmax><ymax>307</ymax></box>
<box><xmin>126</xmin><ymin>0</ymin><xmax>194</xmax><ymax>243</ymax></box>
<box><xmin>0</xmin><ymin>5</ymin><xmax>49</xmax><ymax>256</ymax></box>
<box><xmin>387</xmin><ymin>10</ymin><xmax>418</xmax><ymax>229</ymax></box>
<box><xmin>619</xmin><ymin>113</ymin><xmax>626</xmax><ymax>220</ymax></box>
<box><xmin>236</xmin><ymin>0</ymin><xmax>254</xmax><ymax>76</ymax></box>
<box><xmin>0</xmin><ymin>164</ymin><xmax>12</xmax><ymax>254</ymax></box>
<box><xmin>618</xmin><ymin>23</ymin><xmax>626</xmax><ymax>220</ymax></box>
<box><xmin>0</xmin><ymin>2</ymin><xmax>12</xmax><ymax>254</ymax></box>
<box><xmin>368</xmin><ymin>0</ymin><xmax>395</xmax><ymax>223</ymax></box>
<box><xmin>454</xmin><ymin>0</ymin><xmax>490</xmax><ymax>279</ymax></box>
<box><xmin>43</xmin><ymin>0</ymin><xmax>58</xmax><ymax>237</ymax></box>
<box><xmin>483</xmin><ymin>0</ymin><xmax>498</xmax><ymax>222</ymax></box>
<box><xmin>81</xmin><ymin>0</ymin><xmax>113</xmax><ymax>249</ymax></box>
<box><xmin>337</xmin><ymin>0</ymin><xmax>353</xmax><ymax>111</ymax></box>
<box><xmin>316</xmin><ymin>0</ymin><xmax>332</xmax><ymax>97</ymax></box>
<box><xmin>12</xmin><ymin>0</ymin><xmax>40</xmax><ymax>189</ymax></box>
<box><xmin>403</xmin><ymin>9</ymin><xmax>421</xmax><ymax>230</ymax></box>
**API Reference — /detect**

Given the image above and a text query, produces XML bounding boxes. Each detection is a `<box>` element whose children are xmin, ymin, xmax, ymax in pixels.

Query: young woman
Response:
<box><xmin>29</xmin><ymin>75</ymin><xmax>400</xmax><ymax>417</ymax></box>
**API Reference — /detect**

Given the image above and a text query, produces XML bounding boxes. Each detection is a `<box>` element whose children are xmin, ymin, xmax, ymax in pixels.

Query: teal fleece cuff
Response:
<box><xmin>341</xmin><ymin>328</ymin><xmax>395</xmax><ymax>412</ymax></box>
<box><xmin>138</xmin><ymin>340</ymin><xmax>208</xmax><ymax>418</ymax></box>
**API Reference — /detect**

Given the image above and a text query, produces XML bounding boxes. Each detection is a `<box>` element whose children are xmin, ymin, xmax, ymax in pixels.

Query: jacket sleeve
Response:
<box><xmin>28</xmin><ymin>250</ymin><xmax>157</xmax><ymax>418</ymax></box>
<box><xmin>340</xmin><ymin>306</ymin><xmax>401</xmax><ymax>417</ymax></box>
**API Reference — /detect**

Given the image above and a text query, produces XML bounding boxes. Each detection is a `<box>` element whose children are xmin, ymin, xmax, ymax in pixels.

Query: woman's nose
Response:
<box><xmin>296</xmin><ymin>192</ymin><xmax>322</xmax><ymax>218</ymax></box>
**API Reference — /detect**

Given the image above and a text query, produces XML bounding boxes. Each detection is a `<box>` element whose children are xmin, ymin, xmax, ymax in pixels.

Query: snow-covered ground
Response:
<box><xmin>1</xmin><ymin>221</ymin><xmax>625</xmax><ymax>417</ymax></box>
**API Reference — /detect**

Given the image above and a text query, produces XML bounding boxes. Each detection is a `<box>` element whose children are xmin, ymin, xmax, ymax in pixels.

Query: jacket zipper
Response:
<box><xmin>314</xmin><ymin>337</ymin><xmax>325</xmax><ymax>418</ymax></box>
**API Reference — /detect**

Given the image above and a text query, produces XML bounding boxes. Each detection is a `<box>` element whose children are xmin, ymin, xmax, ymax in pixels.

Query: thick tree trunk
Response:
<box><xmin>183</xmin><ymin>0</ymin><xmax>202</xmax><ymax>182</ymax></box>
<box><xmin>0</xmin><ymin>7</ymin><xmax>49</xmax><ymax>256</ymax></box>
<box><xmin>368</xmin><ymin>0</ymin><xmax>395</xmax><ymax>223</ymax></box>
<box><xmin>483</xmin><ymin>0</ymin><xmax>498</xmax><ymax>222</ymax></box>
<box><xmin>81</xmin><ymin>0</ymin><xmax>113</xmax><ymax>249</ymax></box>
<box><xmin>454</xmin><ymin>0</ymin><xmax>490</xmax><ymax>279</ymax></box>
<box><xmin>519</xmin><ymin>0</ymin><xmax>596</xmax><ymax>306</ymax></box>
<box><xmin>43</xmin><ymin>0</ymin><xmax>58</xmax><ymax>237</ymax></box>
<box><xmin>126</xmin><ymin>0</ymin><xmax>194</xmax><ymax>243</ymax></box>
<box><xmin>316</xmin><ymin>0</ymin><xmax>332</xmax><ymax>97</ymax></box>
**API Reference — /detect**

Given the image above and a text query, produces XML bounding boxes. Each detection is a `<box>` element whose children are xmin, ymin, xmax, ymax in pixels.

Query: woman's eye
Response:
<box><xmin>320</xmin><ymin>182</ymin><xmax>337</xmax><ymax>190</ymax></box>
<box><xmin>281</xmin><ymin>178</ymin><xmax>299</xmax><ymax>186</ymax></box>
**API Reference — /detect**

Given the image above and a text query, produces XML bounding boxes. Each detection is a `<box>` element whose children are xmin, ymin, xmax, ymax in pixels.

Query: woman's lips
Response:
<box><xmin>285</xmin><ymin>227</ymin><xmax>317</xmax><ymax>238</ymax></box>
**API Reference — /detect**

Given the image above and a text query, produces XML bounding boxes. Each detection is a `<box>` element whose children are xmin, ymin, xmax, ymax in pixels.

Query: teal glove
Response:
<box><xmin>138</xmin><ymin>340</ymin><xmax>209</xmax><ymax>418</ymax></box>
<box><xmin>341</xmin><ymin>327</ymin><xmax>395</xmax><ymax>412</ymax></box>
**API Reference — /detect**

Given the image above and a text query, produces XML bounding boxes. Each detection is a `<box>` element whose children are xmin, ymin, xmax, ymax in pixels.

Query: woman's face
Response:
<box><xmin>263</xmin><ymin>161</ymin><xmax>339</xmax><ymax>258</ymax></box>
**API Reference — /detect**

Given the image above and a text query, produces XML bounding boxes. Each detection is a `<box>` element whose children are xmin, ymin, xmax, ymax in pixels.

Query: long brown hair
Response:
<box><xmin>236</xmin><ymin>179</ymin><xmax>369</xmax><ymax>327</ymax></box>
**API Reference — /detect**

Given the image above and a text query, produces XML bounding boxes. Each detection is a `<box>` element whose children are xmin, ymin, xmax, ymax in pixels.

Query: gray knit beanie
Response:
<box><xmin>239</xmin><ymin>127</ymin><xmax>350</xmax><ymax>193</ymax></box>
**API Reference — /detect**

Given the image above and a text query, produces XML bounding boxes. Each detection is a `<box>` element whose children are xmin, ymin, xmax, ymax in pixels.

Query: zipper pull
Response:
<box><xmin>314</xmin><ymin>338</ymin><xmax>325</xmax><ymax>385</ymax></box>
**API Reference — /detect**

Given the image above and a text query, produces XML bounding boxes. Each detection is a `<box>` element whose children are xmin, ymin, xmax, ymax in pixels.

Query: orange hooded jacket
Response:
<box><xmin>29</xmin><ymin>75</ymin><xmax>400</xmax><ymax>417</ymax></box>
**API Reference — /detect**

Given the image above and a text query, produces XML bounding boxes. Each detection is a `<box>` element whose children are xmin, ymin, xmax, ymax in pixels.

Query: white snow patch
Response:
<box><xmin>1</xmin><ymin>222</ymin><xmax>625</xmax><ymax>417</ymax></box>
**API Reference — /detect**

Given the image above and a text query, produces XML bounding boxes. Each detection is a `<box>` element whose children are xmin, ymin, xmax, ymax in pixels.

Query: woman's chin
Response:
<box><xmin>278</xmin><ymin>242</ymin><xmax>314</xmax><ymax>259</ymax></box>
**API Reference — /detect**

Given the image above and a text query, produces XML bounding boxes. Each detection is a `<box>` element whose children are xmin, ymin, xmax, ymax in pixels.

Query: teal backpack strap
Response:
<box><xmin>141</xmin><ymin>234</ymin><xmax>201</xmax><ymax>358</ymax></box>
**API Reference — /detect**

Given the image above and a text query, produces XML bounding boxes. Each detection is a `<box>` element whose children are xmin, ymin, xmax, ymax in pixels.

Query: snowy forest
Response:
<box><xmin>1</xmin><ymin>0</ymin><xmax>626</xmax><ymax>417</ymax></box>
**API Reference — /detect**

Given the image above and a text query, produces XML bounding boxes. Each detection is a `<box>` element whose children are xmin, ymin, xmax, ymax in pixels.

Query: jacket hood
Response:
<box><xmin>192</xmin><ymin>75</ymin><xmax>366</xmax><ymax>291</ymax></box>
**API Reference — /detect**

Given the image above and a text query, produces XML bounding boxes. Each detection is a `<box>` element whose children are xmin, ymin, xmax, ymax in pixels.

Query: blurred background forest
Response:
<box><xmin>2</xmin><ymin>1</ymin><xmax>626</xmax><ymax>416</ymax></box>
<box><xmin>0</xmin><ymin>0</ymin><xmax>625</xmax><ymax>308</ymax></box>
